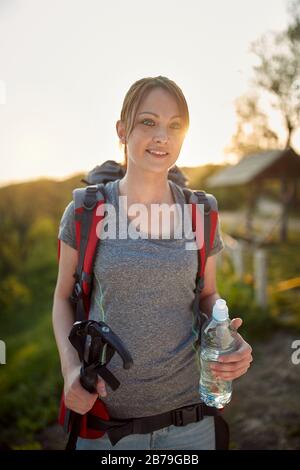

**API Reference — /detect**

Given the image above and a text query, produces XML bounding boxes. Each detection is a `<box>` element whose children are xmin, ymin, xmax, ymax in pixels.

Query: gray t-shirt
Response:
<box><xmin>58</xmin><ymin>179</ymin><xmax>224</xmax><ymax>419</ymax></box>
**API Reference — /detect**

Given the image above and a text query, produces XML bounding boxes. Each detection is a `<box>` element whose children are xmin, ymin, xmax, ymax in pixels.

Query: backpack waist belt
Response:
<box><xmin>86</xmin><ymin>402</ymin><xmax>222</xmax><ymax>446</ymax></box>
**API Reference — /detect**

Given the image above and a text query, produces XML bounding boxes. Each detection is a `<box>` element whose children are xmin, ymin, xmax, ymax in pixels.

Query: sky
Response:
<box><xmin>0</xmin><ymin>0</ymin><xmax>295</xmax><ymax>186</ymax></box>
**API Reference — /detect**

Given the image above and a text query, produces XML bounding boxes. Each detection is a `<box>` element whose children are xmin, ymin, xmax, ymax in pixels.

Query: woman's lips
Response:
<box><xmin>146</xmin><ymin>149</ymin><xmax>169</xmax><ymax>158</ymax></box>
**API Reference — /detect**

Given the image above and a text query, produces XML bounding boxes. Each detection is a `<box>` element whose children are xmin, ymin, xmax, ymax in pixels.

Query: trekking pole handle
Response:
<box><xmin>88</xmin><ymin>321</ymin><xmax>134</xmax><ymax>370</ymax></box>
<box><xmin>79</xmin><ymin>364</ymin><xmax>98</xmax><ymax>394</ymax></box>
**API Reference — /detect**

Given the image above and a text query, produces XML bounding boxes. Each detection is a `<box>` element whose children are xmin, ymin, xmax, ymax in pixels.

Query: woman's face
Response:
<box><xmin>120</xmin><ymin>87</ymin><xmax>187</xmax><ymax>174</ymax></box>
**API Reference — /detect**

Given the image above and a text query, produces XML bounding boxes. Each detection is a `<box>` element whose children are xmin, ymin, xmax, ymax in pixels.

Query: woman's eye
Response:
<box><xmin>141</xmin><ymin>119</ymin><xmax>182</xmax><ymax>129</ymax></box>
<box><xmin>142</xmin><ymin>119</ymin><xmax>154</xmax><ymax>126</ymax></box>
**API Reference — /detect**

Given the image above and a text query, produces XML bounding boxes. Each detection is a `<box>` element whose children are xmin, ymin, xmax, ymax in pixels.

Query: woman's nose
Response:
<box><xmin>153</xmin><ymin>130</ymin><xmax>169</xmax><ymax>144</ymax></box>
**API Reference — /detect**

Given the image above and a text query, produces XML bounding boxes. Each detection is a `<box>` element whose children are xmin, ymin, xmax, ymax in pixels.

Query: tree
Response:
<box><xmin>250</xmin><ymin>32</ymin><xmax>300</xmax><ymax>148</ymax></box>
<box><xmin>225</xmin><ymin>93</ymin><xmax>280</xmax><ymax>158</ymax></box>
<box><xmin>226</xmin><ymin>0</ymin><xmax>300</xmax><ymax>242</ymax></box>
<box><xmin>227</xmin><ymin>0</ymin><xmax>300</xmax><ymax>156</ymax></box>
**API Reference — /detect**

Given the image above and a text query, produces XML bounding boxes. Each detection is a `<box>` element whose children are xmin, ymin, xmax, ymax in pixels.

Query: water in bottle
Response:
<box><xmin>199</xmin><ymin>299</ymin><xmax>238</xmax><ymax>408</ymax></box>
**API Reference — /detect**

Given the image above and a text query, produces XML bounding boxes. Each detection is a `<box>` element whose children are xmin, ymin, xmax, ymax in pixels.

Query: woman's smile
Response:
<box><xmin>146</xmin><ymin>149</ymin><xmax>169</xmax><ymax>158</ymax></box>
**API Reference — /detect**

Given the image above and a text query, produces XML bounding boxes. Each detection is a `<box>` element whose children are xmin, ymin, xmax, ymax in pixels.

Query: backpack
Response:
<box><xmin>57</xmin><ymin>160</ymin><xmax>225</xmax><ymax>449</ymax></box>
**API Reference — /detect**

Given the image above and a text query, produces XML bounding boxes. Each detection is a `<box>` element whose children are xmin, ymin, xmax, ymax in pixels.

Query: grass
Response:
<box><xmin>216</xmin><ymin>228</ymin><xmax>300</xmax><ymax>340</ymax></box>
<box><xmin>0</xmin><ymin>283</ymin><xmax>63</xmax><ymax>449</ymax></box>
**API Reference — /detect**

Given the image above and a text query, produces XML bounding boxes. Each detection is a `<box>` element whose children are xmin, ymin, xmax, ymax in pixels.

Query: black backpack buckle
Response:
<box><xmin>70</xmin><ymin>282</ymin><xmax>82</xmax><ymax>303</ymax></box>
<box><xmin>193</xmin><ymin>276</ymin><xmax>204</xmax><ymax>294</ymax></box>
<box><xmin>172</xmin><ymin>404</ymin><xmax>203</xmax><ymax>426</ymax></box>
<box><xmin>194</xmin><ymin>191</ymin><xmax>211</xmax><ymax>215</ymax></box>
<box><xmin>83</xmin><ymin>185</ymin><xmax>99</xmax><ymax>210</ymax></box>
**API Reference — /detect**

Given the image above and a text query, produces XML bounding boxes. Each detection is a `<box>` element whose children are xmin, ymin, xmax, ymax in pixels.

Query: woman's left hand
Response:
<box><xmin>210</xmin><ymin>318</ymin><xmax>253</xmax><ymax>381</ymax></box>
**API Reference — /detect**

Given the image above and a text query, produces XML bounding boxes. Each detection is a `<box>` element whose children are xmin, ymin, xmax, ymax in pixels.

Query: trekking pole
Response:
<box><xmin>65</xmin><ymin>320</ymin><xmax>133</xmax><ymax>450</ymax></box>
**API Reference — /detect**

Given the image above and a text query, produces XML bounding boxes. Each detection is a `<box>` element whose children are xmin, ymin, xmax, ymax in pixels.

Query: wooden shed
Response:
<box><xmin>206</xmin><ymin>147</ymin><xmax>300</xmax><ymax>242</ymax></box>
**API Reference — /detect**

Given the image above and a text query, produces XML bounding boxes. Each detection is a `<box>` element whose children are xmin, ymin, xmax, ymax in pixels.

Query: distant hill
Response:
<box><xmin>0</xmin><ymin>164</ymin><xmax>226</xmax><ymax>225</ymax></box>
<box><xmin>0</xmin><ymin>173</ymin><xmax>85</xmax><ymax>226</ymax></box>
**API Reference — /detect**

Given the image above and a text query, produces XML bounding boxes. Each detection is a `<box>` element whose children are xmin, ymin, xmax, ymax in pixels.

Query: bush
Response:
<box><xmin>217</xmin><ymin>257</ymin><xmax>278</xmax><ymax>342</ymax></box>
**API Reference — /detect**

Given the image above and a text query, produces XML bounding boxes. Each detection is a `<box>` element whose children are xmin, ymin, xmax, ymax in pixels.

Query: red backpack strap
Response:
<box><xmin>183</xmin><ymin>189</ymin><xmax>218</xmax><ymax>285</ymax></box>
<box><xmin>183</xmin><ymin>189</ymin><xmax>219</xmax><ymax>346</ymax></box>
<box><xmin>59</xmin><ymin>184</ymin><xmax>107</xmax><ymax>444</ymax></box>
<box><xmin>192</xmin><ymin>190</ymin><xmax>219</xmax><ymax>287</ymax></box>
<box><xmin>71</xmin><ymin>184</ymin><xmax>106</xmax><ymax>321</ymax></box>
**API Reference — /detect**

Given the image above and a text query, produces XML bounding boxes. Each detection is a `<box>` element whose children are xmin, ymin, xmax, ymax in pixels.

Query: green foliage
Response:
<box><xmin>0</xmin><ymin>177</ymin><xmax>77</xmax><ymax>447</ymax></box>
<box><xmin>0</xmin><ymin>312</ymin><xmax>63</xmax><ymax>447</ymax></box>
<box><xmin>12</xmin><ymin>441</ymin><xmax>43</xmax><ymax>450</ymax></box>
<box><xmin>0</xmin><ymin>275</ymin><xmax>31</xmax><ymax>314</ymax></box>
<box><xmin>208</xmin><ymin>186</ymin><xmax>249</xmax><ymax>211</ymax></box>
<box><xmin>216</xmin><ymin>258</ymin><xmax>277</xmax><ymax>341</ymax></box>
<box><xmin>24</xmin><ymin>217</ymin><xmax>58</xmax><ymax>292</ymax></box>
<box><xmin>181</xmin><ymin>164</ymin><xmax>223</xmax><ymax>189</ymax></box>
<box><xmin>216</xmin><ymin>236</ymin><xmax>300</xmax><ymax>341</ymax></box>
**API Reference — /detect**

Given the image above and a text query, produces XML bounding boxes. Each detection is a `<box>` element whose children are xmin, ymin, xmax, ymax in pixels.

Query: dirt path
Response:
<box><xmin>38</xmin><ymin>330</ymin><xmax>300</xmax><ymax>450</ymax></box>
<box><xmin>223</xmin><ymin>329</ymin><xmax>300</xmax><ymax>450</ymax></box>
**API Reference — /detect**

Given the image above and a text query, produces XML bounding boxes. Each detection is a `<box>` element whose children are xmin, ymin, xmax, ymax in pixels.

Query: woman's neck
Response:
<box><xmin>119</xmin><ymin>168</ymin><xmax>174</xmax><ymax>205</ymax></box>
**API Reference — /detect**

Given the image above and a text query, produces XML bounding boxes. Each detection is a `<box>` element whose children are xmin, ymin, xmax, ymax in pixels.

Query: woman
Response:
<box><xmin>52</xmin><ymin>76</ymin><xmax>253</xmax><ymax>450</ymax></box>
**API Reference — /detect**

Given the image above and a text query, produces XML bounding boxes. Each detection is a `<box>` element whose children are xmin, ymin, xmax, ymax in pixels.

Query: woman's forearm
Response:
<box><xmin>52</xmin><ymin>295</ymin><xmax>80</xmax><ymax>378</ymax></box>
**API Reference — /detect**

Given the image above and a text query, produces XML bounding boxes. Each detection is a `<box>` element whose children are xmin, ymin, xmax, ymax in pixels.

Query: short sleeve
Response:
<box><xmin>58</xmin><ymin>200</ymin><xmax>77</xmax><ymax>250</ymax></box>
<box><xmin>208</xmin><ymin>215</ymin><xmax>225</xmax><ymax>257</ymax></box>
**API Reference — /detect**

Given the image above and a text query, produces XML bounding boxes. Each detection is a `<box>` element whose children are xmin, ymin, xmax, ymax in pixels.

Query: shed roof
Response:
<box><xmin>206</xmin><ymin>148</ymin><xmax>300</xmax><ymax>187</ymax></box>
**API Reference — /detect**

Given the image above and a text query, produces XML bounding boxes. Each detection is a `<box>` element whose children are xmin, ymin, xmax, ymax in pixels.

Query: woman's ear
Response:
<box><xmin>116</xmin><ymin>120</ymin><xmax>126</xmax><ymax>143</ymax></box>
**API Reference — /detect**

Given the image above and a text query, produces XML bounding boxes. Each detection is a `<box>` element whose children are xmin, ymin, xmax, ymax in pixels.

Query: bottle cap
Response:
<box><xmin>212</xmin><ymin>299</ymin><xmax>229</xmax><ymax>321</ymax></box>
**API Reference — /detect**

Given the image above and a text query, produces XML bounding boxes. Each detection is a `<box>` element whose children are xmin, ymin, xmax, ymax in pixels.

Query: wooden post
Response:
<box><xmin>280</xmin><ymin>177</ymin><xmax>289</xmax><ymax>243</ymax></box>
<box><xmin>245</xmin><ymin>181</ymin><xmax>258</xmax><ymax>242</ymax></box>
<box><xmin>232</xmin><ymin>241</ymin><xmax>244</xmax><ymax>280</ymax></box>
<box><xmin>0</xmin><ymin>340</ymin><xmax>6</xmax><ymax>365</ymax></box>
<box><xmin>245</xmin><ymin>193</ymin><xmax>254</xmax><ymax>241</ymax></box>
<box><xmin>254</xmin><ymin>248</ymin><xmax>268</xmax><ymax>308</ymax></box>
<box><xmin>292</xmin><ymin>179</ymin><xmax>298</xmax><ymax>207</ymax></box>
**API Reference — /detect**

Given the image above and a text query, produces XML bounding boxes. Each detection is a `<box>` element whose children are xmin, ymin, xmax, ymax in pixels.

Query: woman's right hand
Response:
<box><xmin>64</xmin><ymin>365</ymin><xmax>107</xmax><ymax>415</ymax></box>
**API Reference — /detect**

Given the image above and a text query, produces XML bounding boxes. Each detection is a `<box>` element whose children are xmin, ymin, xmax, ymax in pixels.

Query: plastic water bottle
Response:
<box><xmin>199</xmin><ymin>299</ymin><xmax>238</xmax><ymax>408</ymax></box>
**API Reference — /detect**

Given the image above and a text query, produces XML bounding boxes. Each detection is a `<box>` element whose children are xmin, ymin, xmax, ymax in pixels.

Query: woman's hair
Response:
<box><xmin>118</xmin><ymin>76</ymin><xmax>190</xmax><ymax>169</ymax></box>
